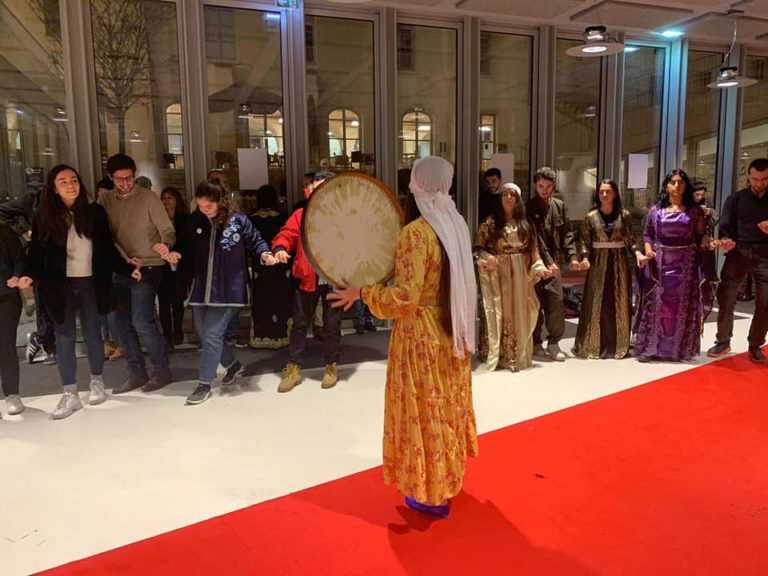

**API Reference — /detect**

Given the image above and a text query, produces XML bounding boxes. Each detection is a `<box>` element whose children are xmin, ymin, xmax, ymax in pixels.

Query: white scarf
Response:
<box><xmin>409</xmin><ymin>157</ymin><xmax>476</xmax><ymax>358</ymax></box>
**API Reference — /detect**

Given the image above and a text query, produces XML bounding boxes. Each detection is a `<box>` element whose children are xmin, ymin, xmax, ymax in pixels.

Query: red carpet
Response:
<box><xmin>39</xmin><ymin>353</ymin><xmax>768</xmax><ymax>576</ymax></box>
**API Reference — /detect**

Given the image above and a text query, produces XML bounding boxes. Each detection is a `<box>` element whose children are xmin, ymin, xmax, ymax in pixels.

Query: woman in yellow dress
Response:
<box><xmin>474</xmin><ymin>183</ymin><xmax>548</xmax><ymax>371</ymax></box>
<box><xmin>330</xmin><ymin>156</ymin><xmax>477</xmax><ymax>518</ymax></box>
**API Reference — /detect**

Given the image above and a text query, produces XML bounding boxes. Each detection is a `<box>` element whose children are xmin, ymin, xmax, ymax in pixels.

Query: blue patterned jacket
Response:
<box><xmin>187</xmin><ymin>210</ymin><xmax>270</xmax><ymax>306</ymax></box>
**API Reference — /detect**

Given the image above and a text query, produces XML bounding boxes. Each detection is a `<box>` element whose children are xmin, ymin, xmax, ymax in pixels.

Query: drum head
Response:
<box><xmin>302</xmin><ymin>173</ymin><xmax>403</xmax><ymax>287</ymax></box>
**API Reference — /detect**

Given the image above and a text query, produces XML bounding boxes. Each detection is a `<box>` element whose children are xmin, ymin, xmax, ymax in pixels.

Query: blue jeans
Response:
<box><xmin>113</xmin><ymin>268</ymin><xmax>168</xmax><ymax>377</ymax></box>
<box><xmin>53</xmin><ymin>278</ymin><xmax>104</xmax><ymax>387</ymax></box>
<box><xmin>193</xmin><ymin>305</ymin><xmax>238</xmax><ymax>383</ymax></box>
<box><xmin>352</xmin><ymin>300</ymin><xmax>373</xmax><ymax>326</ymax></box>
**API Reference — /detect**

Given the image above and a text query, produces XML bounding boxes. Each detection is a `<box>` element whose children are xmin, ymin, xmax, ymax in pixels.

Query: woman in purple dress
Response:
<box><xmin>633</xmin><ymin>169</ymin><xmax>716</xmax><ymax>361</ymax></box>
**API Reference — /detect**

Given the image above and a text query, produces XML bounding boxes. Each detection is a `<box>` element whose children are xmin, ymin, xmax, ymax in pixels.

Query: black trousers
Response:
<box><xmin>533</xmin><ymin>274</ymin><xmax>565</xmax><ymax>346</ymax></box>
<box><xmin>0</xmin><ymin>292</ymin><xmax>21</xmax><ymax>396</ymax></box>
<box><xmin>157</xmin><ymin>266</ymin><xmax>186</xmax><ymax>344</ymax></box>
<box><xmin>289</xmin><ymin>285</ymin><xmax>342</xmax><ymax>366</ymax></box>
<box><xmin>715</xmin><ymin>244</ymin><xmax>768</xmax><ymax>348</ymax></box>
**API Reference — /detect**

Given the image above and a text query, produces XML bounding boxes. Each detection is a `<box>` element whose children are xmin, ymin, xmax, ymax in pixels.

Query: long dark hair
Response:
<box><xmin>161</xmin><ymin>186</ymin><xmax>188</xmax><ymax>216</ymax></box>
<box><xmin>593</xmin><ymin>179</ymin><xmax>623</xmax><ymax>213</ymax></box>
<box><xmin>195</xmin><ymin>179</ymin><xmax>233</xmax><ymax>228</ymax></box>
<box><xmin>404</xmin><ymin>193</ymin><xmax>452</xmax><ymax>337</ymax></box>
<box><xmin>36</xmin><ymin>164</ymin><xmax>93</xmax><ymax>245</ymax></box>
<box><xmin>490</xmin><ymin>186</ymin><xmax>533</xmax><ymax>246</ymax></box>
<box><xmin>657</xmin><ymin>169</ymin><xmax>694</xmax><ymax>208</ymax></box>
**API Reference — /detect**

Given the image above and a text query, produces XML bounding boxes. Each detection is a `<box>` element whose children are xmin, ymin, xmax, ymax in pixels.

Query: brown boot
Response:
<box><xmin>112</xmin><ymin>373</ymin><xmax>148</xmax><ymax>395</ymax></box>
<box><xmin>142</xmin><ymin>368</ymin><xmax>173</xmax><ymax>392</ymax></box>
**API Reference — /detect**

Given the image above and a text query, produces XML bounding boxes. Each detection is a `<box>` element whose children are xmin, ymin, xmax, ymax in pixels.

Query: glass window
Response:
<box><xmin>327</xmin><ymin>108</ymin><xmax>359</xmax><ymax>163</ymax></box>
<box><xmin>401</xmin><ymin>109</ymin><xmax>432</xmax><ymax>162</ymax></box>
<box><xmin>0</xmin><ymin>0</ymin><xmax>69</xmax><ymax>201</ymax></box>
<box><xmin>620</xmin><ymin>45</ymin><xmax>665</xmax><ymax>226</ymax></box>
<box><xmin>682</xmin><ymin>50</ymin><xmax>721</xmax><ymax>198</ymax></box>
<box><xmin>248</xmin><ymin>111</ymin><xmax>283</xmax><ymax>157</ymax></box>
<box><xmin>205</xmin><ymin>7</ymin><xmax>284</xmax><ymax>205</ymax></box>
<box><xmin>397</xmin><ymin>24</ymin><xmax>457</xmax><ymax>196</ymax></box>
<box><xmin>306</xmin><ymin>16</ymin><xmax>375</xmax><ymax>176</ymax></box>
<box><xmin>165</xmin><ymin>103</ymin><xmax>183</xmax><ymax>157</ymax></box>
<box><xmin>554</xmin><ymin>39</ymin><xmax>601</xmax><ymax>219</ymax></box>
<box><xmin>739</xmin><ymin>55</ymin><xmax>768</xmax><ymax>180</ymax></box>
<box><xmin>478</xmin><ymin>32</ymin><xmax>532</xmax><ymax>197</ymax></box>
<box><xmin>91</xmin><ymin>0</ymin><xmax>184</xmax><ymax>194</ymax></box>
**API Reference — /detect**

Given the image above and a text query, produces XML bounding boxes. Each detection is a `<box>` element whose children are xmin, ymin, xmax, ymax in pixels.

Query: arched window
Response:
<box><xmin>247</xmin><ymin>110</ymin><xmax>284</xmax><ymax>158</ymax></box>
<box><xmin>165</xmin><ymin>103</ymin><xmax>183</xmax><ymax>154</ymax></box>
<box><xmin>327</xmin><ymin>108</ymin><xmax>360</xmax><ymax>160</ymax></box>
<box><xmin>401</xmin><ymin>108</ymin><xmax>431</xmax><ymax>164</ymax></box>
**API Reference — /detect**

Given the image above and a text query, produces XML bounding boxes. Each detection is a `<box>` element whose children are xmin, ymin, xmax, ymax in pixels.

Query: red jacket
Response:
<box><xmin>271</xmin><ymin>208</ymin><xmax>318</xmax><ymax>292</ymax></box>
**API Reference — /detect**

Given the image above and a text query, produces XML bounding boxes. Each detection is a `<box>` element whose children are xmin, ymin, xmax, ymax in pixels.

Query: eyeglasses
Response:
<box><xmin>112</xmin><ymin>175</ymin><xmax>135</xmax><ymax>185</ymax></box>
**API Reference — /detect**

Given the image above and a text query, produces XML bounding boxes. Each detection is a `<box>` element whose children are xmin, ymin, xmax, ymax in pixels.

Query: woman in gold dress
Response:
<box><xmin>330</xmin><ymin>157</ymin><xmax>477</xmax><ymax>519</ymax></box>
<box><xmin>474</xmin><ymin>183</ymin><xmax>548</xmax><ymax>371</ymax></box>
<box><xmin>573</xmin><ymin>179</ymin><xmax>638</xmax><ymax>359</ymax></box>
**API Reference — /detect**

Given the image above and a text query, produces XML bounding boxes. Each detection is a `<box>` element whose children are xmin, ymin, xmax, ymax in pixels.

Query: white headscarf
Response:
<box><xmin>409</xmin><ymin>157</ymin><xmax>476</xmax><ymax>357</ymax></box>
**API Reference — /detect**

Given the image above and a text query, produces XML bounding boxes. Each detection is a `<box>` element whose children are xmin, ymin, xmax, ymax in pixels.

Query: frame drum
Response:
<box><xmin>301</xmin><ymin>173</ymin><xmax>404</xmax><ymax>288</ymax></box>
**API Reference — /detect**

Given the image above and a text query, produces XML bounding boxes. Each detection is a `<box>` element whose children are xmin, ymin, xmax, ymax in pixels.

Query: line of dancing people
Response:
<box><xmin>2</xmin><ymin>156</ymin><xmax>767</xmax><ymax>424</ymax></box>
<box><xmin>474</xmin><ymin>160</ymin><xmax>768</xmax><ymax>373</ymax></box>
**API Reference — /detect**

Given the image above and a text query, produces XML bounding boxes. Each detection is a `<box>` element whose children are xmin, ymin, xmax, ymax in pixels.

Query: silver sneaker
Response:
<box><xmin>88</xmin><ymin>379</ymin><xmax>107</xmax><ymax>406</ymax></box>
<box><xmin>52</xmin><ymin>391</ymin><xmax>83</xmax><ymax>420</ymax></box>
<box><xmin>547</xmin><ymin>343</ymin><xmax>566</xmax><ymax>362</ymax></box>
<box><xmin>6</xmin><ymin>395</ymin><xmax>24</xmax><ymax>415</ymax></box>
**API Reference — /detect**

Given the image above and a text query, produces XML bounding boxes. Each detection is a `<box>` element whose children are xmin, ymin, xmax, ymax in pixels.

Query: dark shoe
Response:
<box><xmin>113</xmin><ymin>373</ymin><xmax>149</xmax><ymax>395</ymax></box>
<box><xmin>185</xmin><ymin>383</ymin><xmax>212</xmax><ymax>405</ymax></box>
<box><xmin>355</xmin><ymin>324</ymin><xmax>366</xmax><ymax>335</ymax></box>
<box><xmin>174</xmin><ymin>332</ymin><xmax>184</xmax><ymax>346</ymax></box>
<box><xmin>748</xmin><ymin>346</ymin><xmax>767</xmax><ymax>364</ymax></box>
<box><xmin>43</xmin><ymin>352</ymin><xmax>57</xmax><ymax>365</ymax></box>
<box><xmin>404</xmin><ymin>496</ymin><xmax>451</xmax><ymax>519</ymax></box>
<box><xmin>142</xmin><ymin>368</ymin><xmax>173</xmax><ymax>392</ymax></box>
<box><xmin>737</xmin><ymin>293</ymin><xmax>755</xmax><ymax>302</ymax></box>
<box><xmin>707</xmin><ymin>342</ymin><xmax>732</xmax><ymax>358</ymax></box>
<box><xmin>221</xmin><ymin>360</ymin><xmax>245</xmax><ymax>385</ymax></box>
<box><xmin>636</xmin><ymin>355</ymin><xmax>652</xmax><ymax>363</ymax></box>
<box><xmin>26</xmin><ymin>333</ymin><xmax>42</xmax><ymax>364</ymax></box>
<box><xmin>364</xmin><ymin>323</ymin><xmax>377</xmax><ymax>332</ymax></box>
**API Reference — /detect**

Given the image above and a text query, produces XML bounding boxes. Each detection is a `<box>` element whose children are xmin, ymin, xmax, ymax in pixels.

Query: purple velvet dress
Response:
<box><xmin>634</xmin><ymin>205</ymin><xmax>710</xmax><ymax>360</ymax></box>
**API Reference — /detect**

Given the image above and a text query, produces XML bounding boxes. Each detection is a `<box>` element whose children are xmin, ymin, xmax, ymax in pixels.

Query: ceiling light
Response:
<box><xmin>660</xmin><ymin>30</ymin><xmax>684</xmax><ymax>38</ymax></box>
<box><xmin>41</xmin><ymin>146</ymin><xmax>55</xmax><ymax>156</ymax></box>
<box><xmin>53</xmin><ymin>107</ymin><xmax>68</xmax><ymax>122</ymax></box>
<box><xmin>707</xmin><ymin>11</ymin><xmax>758</xmax><ymax>90</ymax></box>
<box><xmin>707</xmin><ymin>66</ymin><xmax>757</xmax><ymax>88</ymax></box>
<box><xmin>623</xmin><ymin>46</ymin><xmax>639</xmax><ymax>54</ymax></box>
<box><xmin>566</xmin><ymin>26</ymin><xmax>624</xmax><ymax>58</ymax></box>
<box><xmin>129</xmin><ymin>131</ymin><xmax>142</xmax><ymax>143</ymax></box>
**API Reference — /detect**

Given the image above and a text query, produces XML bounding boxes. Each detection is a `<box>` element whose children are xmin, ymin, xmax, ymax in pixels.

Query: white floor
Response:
<box><xmin>0</xmin><ymin>313</ymin><xmax>758</xmax><ymax>576</ymax></box>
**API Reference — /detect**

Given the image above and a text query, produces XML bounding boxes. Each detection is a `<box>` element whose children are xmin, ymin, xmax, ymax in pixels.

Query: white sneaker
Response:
<box><xmin>52</xmin><ymin>391</ymin><xmax>83</xmax><ymax>420</ymax></box>
<box><xmin>6</xmin><ymin>395</ymin><xmax>24</xmax><ymax>415</ymax></box>
<box><xmin>547</xmin><ymin>343</ymin><xmax>566</xmax><ymax>362</ymax></box>
<box><xmin>88</xmin><ymin>379</ymin><xmax>107</xmax><ymax>405</ymax></box>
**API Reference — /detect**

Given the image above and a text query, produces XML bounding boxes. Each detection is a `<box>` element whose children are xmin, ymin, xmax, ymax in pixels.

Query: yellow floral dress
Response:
<box><xmin>362</xmin><ymin>217</ymin><xmax>478</xmax><ymax>505</ymax></box>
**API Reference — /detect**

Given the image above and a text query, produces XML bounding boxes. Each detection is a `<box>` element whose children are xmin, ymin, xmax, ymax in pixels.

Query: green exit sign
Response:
<box><xmin>276</xmin><ymin>0</ymin><xmax>298</xmax><ymax>7</ymax></box>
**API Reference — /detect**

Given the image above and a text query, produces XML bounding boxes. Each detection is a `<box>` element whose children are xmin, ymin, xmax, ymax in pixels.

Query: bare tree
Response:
<box><xmin>90</xmin><ymin>0</ymin><xmax>151</xmax><ymax>153</ymax></box>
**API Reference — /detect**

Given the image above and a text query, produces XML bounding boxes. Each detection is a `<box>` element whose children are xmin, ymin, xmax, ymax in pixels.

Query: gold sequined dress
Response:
<box><xmin>362</xmin><ymin>217</ymin><xmax>478</xmax><ymax>505</ymax></box>
<box><xmin>573</xmin><ymin>208</ymin><xmax>637</xmax><ymax>359</ymax></box>
<box><xmin>473</xmin><ymin>216</ymin><xmax>546</xmax><ymax>371</ymax></box>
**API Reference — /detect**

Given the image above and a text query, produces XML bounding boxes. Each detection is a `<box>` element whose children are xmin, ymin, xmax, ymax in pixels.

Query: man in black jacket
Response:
<box><xmin>708</xmin><ymin>157</ymin><xmax>768</xmax><ymax>364</ymax></box>
<box><xmin>525</xmin><ymin>167</ymin><xmax>580</xmax><ymax>361</ymax></box>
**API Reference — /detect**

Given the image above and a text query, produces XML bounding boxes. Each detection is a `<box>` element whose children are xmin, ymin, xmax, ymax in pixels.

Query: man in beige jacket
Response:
<box><xmin>98</xmin><ymin>154</ymin><xmax>175</xmax><ymax>393</ymax></box>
